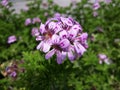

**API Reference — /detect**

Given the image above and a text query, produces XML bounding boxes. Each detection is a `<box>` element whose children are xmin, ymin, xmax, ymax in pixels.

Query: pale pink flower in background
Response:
<box><xmin>98</xmin><ymin>54</ymin><xmax>111</xmax><ymax>64</ymax></box>
<box><xmin>93</xmin><ymin>11</ymin><xmax>98</xmax><ymax>17</ymax></box>
<box><xmin>105</xmin><ymin>0</ymin><xmax>112</xmax><ymax>4</ymax></box>
<box><xmin>7</xmin><ymin>35</ymin><xmax>17</xmax><ymax>44</ymax></box>
<box><xmin>1</xmin><ymin>0</ymin><xmax>8</xmax><ymax>7</ymax></box>
<box><xmin>54</xmin><ymin>13</ymin><xmax>61</xmax><ymax>18</ymax></box>
<box><xmin>93</xmin><ymin>1</ymin><xmax>100</xmax><ymax>10</ymax></box>
<box><xmin>22</xmin><ymin>6</ymin><xmax>29</xmax><ymax>11</ymax></box>
<box><xmin>31</xmin><ymin>27</ymin><xmax>40</xmax><ymax>36</ymax></box>
<box><xmin>32</xmin><ymin>17</ymin><xmax>41</xmax><ymax>24</ymax></box>
<box><xmin>44</xmin><ymin>12</ymin><xmax>49</xmax><ymax>17</ymax></box>
<box><xmin>25</xmin><ymin>18</ymin><xmax>32</xmax><ymax>26</ymax></box>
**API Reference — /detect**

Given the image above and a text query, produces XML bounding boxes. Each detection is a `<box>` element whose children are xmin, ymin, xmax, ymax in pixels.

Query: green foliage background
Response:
<box><xmin>0</xmin><ymin>0</ymin><xmax>120</xmax><ymax>90</ymax></box>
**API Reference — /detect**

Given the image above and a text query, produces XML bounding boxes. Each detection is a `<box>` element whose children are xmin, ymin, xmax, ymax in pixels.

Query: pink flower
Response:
<box><xmin>31</xmin><ymin>27</ymin><xmax>40</xmax><ymax>36</ymax></box>
<box><xmin>93</xmin><ymin>2</ymin><xmax>100</xmax><ymax>10</ymax></box>
<box><xmin>32</xmin><ymin>17</ymin><xmax>41</xmax><ymax>24</ymax></box>
<box><xmin>22</xmin><ymin>6</ymin><xmax>29</xmax><ymax>11</ymax></box>
<box><xmin>7</xmin><ymin>35</ymin><xmax>17</xmax><ymax>44</ymax></box>
<box><xmin>54</xmin><ymin>13</ymin><xmax>61</xmax><ymax>18</ymax></box>
<box><xmin>1</xmin><ymin>0</ymin><xmax>8</xmax><ymax>7</ymax></box>
<box><xmin>25</xmin><ymin>18</ymin><xmax>32</xmax><ymax>26</ymax></box>
<box><xmin>93</xmin><ymin>11</ymin><xmax>98</xmax><ymax>17</ymax></box>
<box><xmin>105</xmin><ymin>0</ymin><xmax>112</xmax><ymax>4</ymax></box>
<box><xmin>34</xmin><ymin>16</ymin><xmax>88</xmax><ymax>64</ymax></box>
<box><xmin>98</xmin><ymin>54</ymin><xmax>111</xmax><ymax>64</ymax></box>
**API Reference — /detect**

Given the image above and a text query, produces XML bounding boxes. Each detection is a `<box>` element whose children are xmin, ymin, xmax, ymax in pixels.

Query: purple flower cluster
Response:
<box><xmin>92</xmin><ymin>0</ymin><xmax>100</xmax><ymax>17</ymax></box>
<box><xmin>1</xmin><ymin>0</ymin><xmax>8</xmax><ymax>7</ymax></box>
<box><xmin>33</xmin><ymin>16</ymin><xmax>88</xmax><ymax>64</ymax></box>
<box><xmin>98</xmin><ymin>54</ymin><xmax>111</xmax><ymax>64</ymax></box>
<box><xmin>5</xmin><ymin>60</ymin><xmax>25</xmax><ymax>79</ymax></box>
<box><xmin>25</xmin><ymin>17</ymin><xmax>41</xmax><ymax>26</ymax></box>
<box><xmin>7</xmin><ymin>35</ymin><xmax>17</xmax><ymax>44</ymax></box>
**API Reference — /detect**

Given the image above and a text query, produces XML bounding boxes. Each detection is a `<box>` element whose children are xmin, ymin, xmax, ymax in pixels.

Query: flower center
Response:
<box><xmin>52</xmin><ymin>44</ymin><xmax>62</xmax><ymax>51</ymax></box>
<box><xmin>44</xmin><ymin>31</ymin><xmax>52</xmax><ymax>39</ymax></box>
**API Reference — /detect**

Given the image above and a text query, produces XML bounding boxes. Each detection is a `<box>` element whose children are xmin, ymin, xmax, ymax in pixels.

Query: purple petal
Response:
<box><xmin>68</xmin><ymin>28</ymin><xmax>78</xmax><ymax>39</ymax></box>
<box><xmin>99</xmin><ymin>60</ymin><xmax>103</xmax><ymax>64</ymax></box>
<box><xmin>48</xmin><ymin>22</ymin><xmax>56</xmax><ymax>30</ymax></box>
<box><xmin>104</xmin><ymin>58</ymin><xmax>110</xmax><ymax>65</ymax></box>
<box><xmin>45</xmin><ymin>49</ymin><xmax>55</xmax><ymax>59</ymax></box>
<box><xmin>98</xmin><ymin>54</ymin><xmax>107</xmax><ymax>60</ymax></box>
<box><xmin>10</xmin><ymin>71</ymin><xmax>17</xmax><ymax>77</ymax></box>
<box><xmin>31</xmin><ymin>27</ymin><xmax>39</xmax><ymax>36</ymax></box>
<box><xmin>54</xmin><ymin>13</ymin><xmax>61</xmax><ymax>18</ymax></box>
<box><xmin>52</xmin><ymin>34</ymin><xmax>60</xmax><ymax>44</ymax></box>
<box><xmin>25</xmin><ymin>18</ymin><xmax>31</xmax><ymax>26</ymax></box>
<box><xmin>54</xmin><ymin>22</ymin><xmax>62</xmax><ymax>33</ymax></box>
<box><xmin>60</xmin><ymin>39</ymin><xmax>70</xmax><ymax>49</ymax></box>
<box><xmin>71</xmin><ymin>25</ymin><xmax>82</xmax><ymax>32</ymax></box>
<box><xmin>61</xmin><ymin>51</ymin><xmax>67</xmax><ymax>60</ymax></box>
<box><xmin>43</xmin><ymin>42</ymin><xmax>51</xmax><ymax>53</ymax></box>
<box><xmin>7</xmin><ymin>35</ymin><xmax>17</xmax><ymax>44</ymax></box>
<box><xmin>93</xmin><ymin>11</ymin><xmax>98</xmax><ymax>17</ymax></box>
<box><xmin>32</xmin><ymin>17</ymin><xmax>41</xmax><ymax>24</ymax></box>
<box><xmin>93</xmin><ymin>2</ymin><xmax>100</xmax><ymax>10</ymax></box>
<box><xmin>36</xmin><ymin>41</ymin><xmax>44</xmax><ymax>50</ymax></box>
<box><xmin>60</xmin><ymin>17</ymin><xmax>67</xmax><ymax>24</ymax></box>
<box><xmin>74</xmin><ymin>42</ymin><xmax>86</xmax><ymax>55</ymax></box>
<box><xmin>65</xmin><ymin>18</ymin><xmax>73</xmax><ymax>26</ymax></box>
<box><xmin>36</xmin><ymin>36</ymin><xmax>42</xmax><ymax>41</ymax></box>
<box><xmin>79</xmin><ymin>33</ymin><xmax>88</xmax><ymax>43</ymax></box>
<box><xmin>39</xmin><ymin>23</ymin><xmax>46</xmax><ymax>34</ymax></box>
<box><xmin>56</xmin><ymin>51</ymin><xmax>63</xmax><ymax>64</ymax></box>
<box><xmin>68</xmin><ymin>47</ymin><xmax>76</xmax><ymax>61</ymax></box>
<box><xmin>59</xmin><ymin>30</ymin><xmax>68</xmax><ymax>39</ymax></box>
<box><xmin>1</xmin><ymin>0</ymin><xmax>8</xmax><ymax>7</ymax></box>
<box><xmin>105</xmin><ymin>0</ymin><xmax>112</xmax><ymax>4</ymax></box>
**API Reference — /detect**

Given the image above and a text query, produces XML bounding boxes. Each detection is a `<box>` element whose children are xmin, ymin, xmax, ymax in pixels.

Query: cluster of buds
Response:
<box><xmin>25</xmin><ymin>17</ymin><xmax>41</xmax><ymax>26</ymax></box>
<box><xmin>32</xmin><ymin>16</ymin><xmax>88</xmax><ymax>64</ymax></box>
<box><xmin>6</xmin><ymin>60</ymin><xmax>25</xmax><ymax>79</ymax></box>
<box><xmin>98</xmin><ymin>54</ymin><xmax>111</xmax><ymax>64</ymax></box>
<box><xmin>1</xmin><ymin>60</ymin><xmax>25</xmax><ymax>79</ymax></box>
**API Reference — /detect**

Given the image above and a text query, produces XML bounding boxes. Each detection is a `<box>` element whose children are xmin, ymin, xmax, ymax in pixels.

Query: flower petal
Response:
<box><xmin>60</xmin><ymin>17</ymin><xmax>67</xmax><ymax>24</ymax></box>
<box><xmin>68</xmin><ymin>29</ymin><xmax>78</xmax><ymax>39</ymax></box>
<box><xmin>39</xmin><ymin>23</ymin><xmax>46</xmax><ymax>34</ymax></box>
<box><xmin>71</xmin><ymin>25</ymin><xmax>82</xmax><ymax>32</ymax></box>
<box><xmin>98</xmin><ymin>54</ymin><xmax>107</xmax><ymax>60</ymax></box>
<box><xmin>45</xmin><ymin>49</ymin><xmax>55</xmax><ymax>59</ymax></box>
<box><xmin>48</xmin><ymin>22</ymin><xmax>56</xmax><ymax>30</ymax></box>
<box><xmin>61</xmin><ymin>51</ymin><xmax>67</xmax><ymax>61</ymax></box>
<box><xmin>43</xmin><ymin>42</ymin><xmax>51</xmax><ymax>53</ymax></box>
<box><xmin>74</xmin><ymin>42</ymin><xmax>86</xmax><ymax>55</ymax></box>
<box><xmin>60</xmin><ymin>39</ymin><xmax>70</xmax><ymax>49</ymax></box>
<box><xmin>31</xmin><ymin>27</ymin><xmax>39</xmax><ymax>36</ymax></box>
<box><xmin>59</xmin><ymin>30</ymin><xmax>68</xmax><ymax>39</ymax></box>
<box><xmin>65</xmin><ymin>18</ymin><xmax>73</xmax><ymax>26</ymax></box>
<box><xmin>56</xmin><ymin>51</ymin><xmax>63</xmax><ymax>64</ymax></box>
<box><xmin>52</xmin><ymin>34</ymin><xmax>60</xmax><ymax>44</ymax></box>
<box><xmin>68</xmin><ymin>47</ymin><xmax>76</xmax><ymax>61</ymax></box>
<box><xmin>36</xmin><ymin>36</ymin><xmax>42</xmax><ymax>41</ymax></box>
<box><xmin>104</xmin><ymin>58</ymin><xmax>111</xmax><ymax>65</ymax></box>
<box><xmin>36</xmin><ymin>41</ymin><xmax>44</xmax><ymax>50</ymax></box>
